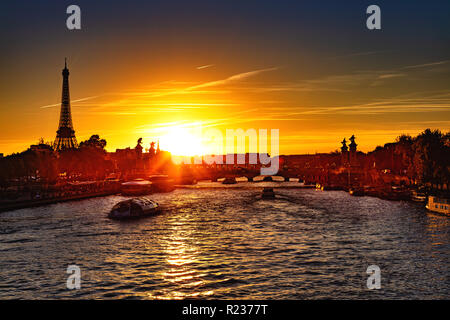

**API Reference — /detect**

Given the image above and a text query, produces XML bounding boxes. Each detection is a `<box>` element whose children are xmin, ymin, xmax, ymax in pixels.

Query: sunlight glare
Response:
<box><xmin>159</xmin><ymin>126</ymin><xmax>206</xmax><ymax>157</ymax></box>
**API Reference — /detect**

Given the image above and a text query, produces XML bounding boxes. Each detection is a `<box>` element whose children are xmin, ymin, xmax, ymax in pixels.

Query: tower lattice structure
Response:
<box><xmin>54</xmin><ymin>59</ymin><xmax>78</xmax><ymax>150</ymax></box>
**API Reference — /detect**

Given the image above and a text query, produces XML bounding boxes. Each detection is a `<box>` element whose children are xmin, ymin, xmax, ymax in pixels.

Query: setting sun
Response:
<box><xmin>158</xmin><ymin>126</ymin><xmax>206</xmax><ymax>157</ymax></box>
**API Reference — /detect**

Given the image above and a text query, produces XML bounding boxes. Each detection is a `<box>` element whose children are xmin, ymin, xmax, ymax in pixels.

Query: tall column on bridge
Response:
<box><xmin>349</xmin><ymin>135</ymin><xmax>357</xmax><ymax>166</ymax></box>
<box><xmin>341</xmin><ymin>138</ymin><xmax>349</xmax><ymax>166</ymax></box>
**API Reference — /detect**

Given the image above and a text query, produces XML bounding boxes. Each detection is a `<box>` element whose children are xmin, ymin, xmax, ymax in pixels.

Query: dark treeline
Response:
<box><xmin>0</xmin><ymin>135</ymin><xmax>113</xmax><ymax>191</ymax></box>
<box><xmin>365</xmin><ymin>129</ymin><xmax>449</xmax><ymax>186</ymax></box>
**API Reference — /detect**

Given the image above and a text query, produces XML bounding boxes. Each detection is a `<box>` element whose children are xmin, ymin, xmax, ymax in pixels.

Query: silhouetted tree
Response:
<box><xmin>412</xmin><ymin>129</ymin><xmax>449</xmax><ymax>184</ymax></box>
<box><xmin>79</xmin><ymin>134</ymin><xmax>107</xmax><ymax>149</ymax></box>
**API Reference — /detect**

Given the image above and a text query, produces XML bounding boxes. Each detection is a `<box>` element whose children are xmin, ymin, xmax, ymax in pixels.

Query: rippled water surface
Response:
<box><xmin>0</xmin><ymin>182</ymin><xmax>449</xmax><ymax>299</ymax></box>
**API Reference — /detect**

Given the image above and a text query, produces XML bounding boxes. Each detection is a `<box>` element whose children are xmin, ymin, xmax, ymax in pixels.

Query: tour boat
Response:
<box><xmin>108</xmin><ymin>197</ymin><xmax>159</xmax><ymax>219</ymax></box>
<box><xmin>317</xmin><ymin>184</ymin><xmax>341</xmax><ymax>191</ymax></box>
<box><xmin>411</xmin><ymin>190</ymin><xmax>427</xmax><ymax>203</ymax></box>
<box><xmin>426</xmin><ymin>196</ymin><xmax>450</xmax><ymax>216</ymax></box>
<box><xmin>349</xmin><ymin>187</ymin><xmax>364</xmax><ymax>196</ymax></box>
<box><xmin>148</xmin><ymin>175</ymin><xmax>175</xmax><ymax>192</ymax></box>
<box><xmin>363</xmin><ymin>186</ymin><xmax>378</xmax><ymax>197</ymax></box>
<box><xmin>175</xmin><ymin>174</ymin><xmax>197</xmax><ymax>185</ymax></box>
<box><xmin>388</xmin><ymin>185</ymin><xmax>411</xmax><ymax>201</ymax></box>
<box><xmin>121</xmin><ymin>179</ymin><xmax>152</xmax><ymax>196</ymax></box>
<box><xmin>222</xmin><ymin>177</ymin><xmax>237</xmax><ymax>184</ymax></box>
<box><xmin>262</xmin><ymin>187</ymin><xmax>275</xmax><ymax>199</ymax></box>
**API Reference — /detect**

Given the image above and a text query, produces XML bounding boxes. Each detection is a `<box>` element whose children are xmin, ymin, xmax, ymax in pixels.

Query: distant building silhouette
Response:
<box><xmin>54</xmin><ymin>59</ymin><xmax>78</xmax><ymax>150</ymax></box>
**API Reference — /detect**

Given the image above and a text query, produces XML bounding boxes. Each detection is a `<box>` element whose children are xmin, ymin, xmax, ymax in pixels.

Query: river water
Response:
<box><xmin>0</xmin><ymin>181</ymin><xmax>448</xmax><ymax>299</ymax></box>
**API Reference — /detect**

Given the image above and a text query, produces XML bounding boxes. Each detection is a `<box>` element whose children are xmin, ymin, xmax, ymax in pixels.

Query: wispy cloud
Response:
<box><xmin>262</xmin><ymin>59</ymin><xmax>448</xmax><ymax>92</ymax></box>
<box><xmin>132</xmin><ymin>108</ymin><xmax>262</xmax><ymax>135</ymax></box>
<box><xmin>39</xmin><ymin>96</ymin><xmax>99</xmax><ymax>109</ymax></box>
<box><xmin>129</xmin><ymin>67</ymin><xmax>279</xmax><ymax>98</ymax></box>
<box><xmin>196</xmin><ymin>64</ymin><xmax>215</xmax><ymax>70</ymax></box>
<box><xmin>286</xmin><ymin>95</ymin><xmax>450</xmax><ymax>116</ymax></box>
<box><xmin>187</xmin><ymin>67</ymin><xmax>279</xmax><ymax>90</ymax></box>
<box><xmin>377</xmin><ymin>73</ymin><xmax>405</xmax><ymax>79</ymax></box>
<box><xmin>402</xmin><ymin>60</ymin><xmax>449</xmax><ymax>69</ymax></box>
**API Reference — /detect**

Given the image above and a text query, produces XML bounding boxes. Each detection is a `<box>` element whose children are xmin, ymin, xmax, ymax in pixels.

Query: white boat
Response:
<box><xmin>108</xmin><ymin>197</ymin><xmax>159</xmax><ymax>219</ymax></box>
<box><xmin>426</xmin><ymin>196</ymin><xmax>449</xmax><ymax>216</ymax></box>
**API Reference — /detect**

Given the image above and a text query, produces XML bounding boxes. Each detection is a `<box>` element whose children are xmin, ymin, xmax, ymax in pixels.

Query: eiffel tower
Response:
<box><xmin>54</xmin><ymin>58</ymin><xmax>78</xmax><ymax>150</ymax></box>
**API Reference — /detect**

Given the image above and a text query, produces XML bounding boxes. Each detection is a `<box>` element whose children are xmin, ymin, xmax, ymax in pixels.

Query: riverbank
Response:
<box><xmin>0</xmin><ymin>182</ymin><xmax>314</xmax><ymax>213</ymax></box>
<box><xmin>1</xmin><ymin>179</ymin><xmax>446</xmax><ymax>213</ymax></box>
<box><xmin>0</xmin><ymin>190</ymin><xmax>119</xmax><ymax>213</ymax></box>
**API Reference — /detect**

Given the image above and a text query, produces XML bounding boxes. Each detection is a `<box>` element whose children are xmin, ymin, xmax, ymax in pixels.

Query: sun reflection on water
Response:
<box><xmin>425</xmin><ymin>212</ymin><xmax>449</xmax><ymax>247</ymax></box>
<box><xmin>148</xmin><ymin>223</ymin><xmax>214</xmax><ymax>299</ymax></box>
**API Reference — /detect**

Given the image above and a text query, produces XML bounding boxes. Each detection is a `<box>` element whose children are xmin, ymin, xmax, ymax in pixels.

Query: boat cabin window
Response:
<box><xmin>113</xmin><ymin>202</ymin><xmax>130</xmax><ymax>212</ymax></box>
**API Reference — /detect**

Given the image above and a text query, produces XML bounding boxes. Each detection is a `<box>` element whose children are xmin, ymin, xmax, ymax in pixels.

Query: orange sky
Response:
<box><xmin>1</xmin><ymin>59</ymin><xmax>450</xmax><ymax>156</ymax></box>
<box><xmin>0</xmin><ymin>1</ymin><xmax>449</xmax><ymax>156</ymax></box>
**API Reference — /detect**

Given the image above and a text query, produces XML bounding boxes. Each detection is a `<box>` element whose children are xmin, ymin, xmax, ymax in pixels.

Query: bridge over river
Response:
<box><xmin>179</xmin><ymin>163</ymin><xmax>350</xmax><ymax>186</ymax></box>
